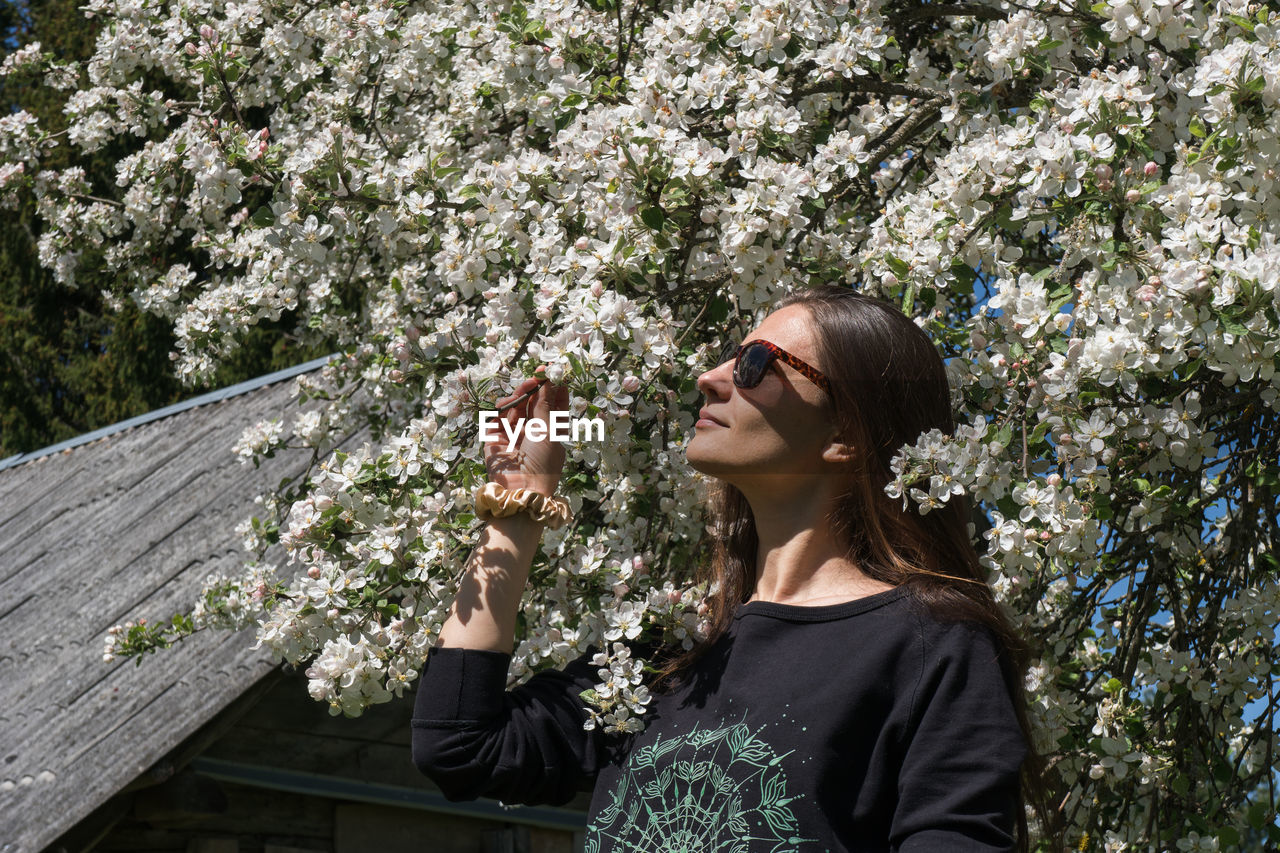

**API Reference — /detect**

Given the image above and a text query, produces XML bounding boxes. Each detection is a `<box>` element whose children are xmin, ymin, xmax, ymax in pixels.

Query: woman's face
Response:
<box><xmin>686</xmin><ymin>304</ymin><xmax>847</xmax><ymax>485</ymax></box>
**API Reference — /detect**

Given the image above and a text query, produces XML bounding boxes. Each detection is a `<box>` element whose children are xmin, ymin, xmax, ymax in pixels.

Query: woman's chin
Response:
<box><xmin>684</xmin><ymin>442</ymin><xmax>739</xmax><ymax>480</ymax></box>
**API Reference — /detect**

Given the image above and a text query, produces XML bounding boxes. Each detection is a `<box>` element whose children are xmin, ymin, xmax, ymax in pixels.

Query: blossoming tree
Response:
<box><xmin>4</xmin><ymin>0</ymin><xmax>1279</xmax><ymax>847</ymax></box>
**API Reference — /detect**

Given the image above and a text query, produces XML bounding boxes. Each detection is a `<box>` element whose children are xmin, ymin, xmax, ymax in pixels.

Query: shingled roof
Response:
<box><xmin>0</xmin><ymin>356</ymin><xmax>338</xmax><ymax>853</ymax></box>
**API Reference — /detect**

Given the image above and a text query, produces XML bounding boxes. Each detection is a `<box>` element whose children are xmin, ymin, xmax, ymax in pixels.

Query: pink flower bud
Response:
<box><xmin>405</xmin><ymin>325</ymin><xmax>420</xmax><ymax>342</ymax></box>
<box><xmin>200</xmin><ymin>24</ymin><xmax>215</xmax><ymax>41</ymax></box>
<box><xmin>590</xmin><ymin>280</ymin><xmax>603</xmax><ymax>297</ymax></box>
<box><xmin>1125</xmin><ymin>189</ymin><xmax>1142</xmax><ymax>203</ymax></box>
<box><xmin>622</xmin><ymin>375</ymin><xmax>641</xmax><ymax>393</ymax></box>
<box><xmin>1039</xmin><ymin>531</ymin><xmax>1051</xmax><ymax>541</ymax></box>
<box><xmin>1094</xmin><ymin>164</ymin><xmax>1112</xmax><ymax>181</ymax></box>
<box><xmin>308</xmin><ymin>566</ymin><xmax>322</xmax><ymax>579</ymax></box>
<box><xmin>184</xmin><ymin>42</ymin><xmax>197</xmax><ymax>55</ymax></box>
<box><xmin>1046</xmin><ymin>473</ymin><xmax>1062</xmax><ymax>487</ymax></box>
<box><xmin>259</xmin><ymin>127</ymin><xmax>270</xmax><ymax>139</ymax></box>
<box><xmin>1144</xmin><ymin>161</ymin><xmax>1159</xmax><ymax>177</ymax></box>
<box><xmin>1147</xmin><ymin>275</ymin><xmax>1162</xmax><ymax>287</ymax></box>
<box><xmin>389</xmin><ymin>369</ymin><xmax>404</xmax><ymax>382</ymax></box>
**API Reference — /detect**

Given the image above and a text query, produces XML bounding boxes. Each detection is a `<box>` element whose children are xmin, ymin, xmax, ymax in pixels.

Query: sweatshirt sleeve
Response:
<box><xmin>890</xmin><ymin>620</ymin><xmax>1026</xmax><ymax>853</ymax></box>
<box><xmin>410</xmin><ymin>643</ymin><xmax>609</xmax><ymax>807</ymax></box>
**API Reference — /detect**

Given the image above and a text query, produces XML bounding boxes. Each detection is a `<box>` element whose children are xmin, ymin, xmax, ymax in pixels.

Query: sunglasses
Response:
<box><xmin>715</xmin><ymin>339</ymin><xmax>832</xmax><ymax>394</ymax></box>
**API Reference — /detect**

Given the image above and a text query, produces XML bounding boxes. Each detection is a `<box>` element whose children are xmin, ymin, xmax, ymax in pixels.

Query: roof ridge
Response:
<box><xmin>0</xmin><ymin>353</ymin><xmax>338</xmax><ymax>472</ymax></box>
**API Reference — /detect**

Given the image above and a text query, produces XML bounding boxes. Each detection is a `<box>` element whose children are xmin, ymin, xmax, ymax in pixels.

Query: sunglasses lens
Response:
<box><xmin>734</xmin><ymin>342</ymin><xmax>772</xmax><ymax>388</ymax></box>
<box><xmin>716</xmin><ymin>338</ymin><xmax>738</xmax><ymax>367</ymax></box>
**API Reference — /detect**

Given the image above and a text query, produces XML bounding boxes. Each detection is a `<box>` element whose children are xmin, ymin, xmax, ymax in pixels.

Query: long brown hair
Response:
<box><xmin>647</xmin><ymin>285</ymin><xmax>1063</xmax><ymax>851</ymax></box>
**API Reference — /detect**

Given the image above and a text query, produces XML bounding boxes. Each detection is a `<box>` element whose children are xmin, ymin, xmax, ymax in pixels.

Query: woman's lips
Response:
<box><xmin>697</xmin><ymin>410</ymin><xmax>727</xmax><ymax>427</ymax></box>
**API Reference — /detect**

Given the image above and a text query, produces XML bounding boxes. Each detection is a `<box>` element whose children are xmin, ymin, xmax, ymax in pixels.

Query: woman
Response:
<box><xmin>411</xmin><ymin>285</ymin><xmax>1059</xmax><ymax>852</ymax></box>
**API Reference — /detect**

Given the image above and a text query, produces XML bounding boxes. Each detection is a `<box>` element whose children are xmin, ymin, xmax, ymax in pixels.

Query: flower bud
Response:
<box><xmin>405</xmin><ymin>325</ymin><xmax>420</xmax><ymax>342</ymax></box>
<box><xmin>1125</xmin><ymin>189</ymin><xmax>1142</xmax><ymax>203</ymax></box>
<box><xmin>200</xmin><ymin>24</ymin><xmax>215</xmax><ymax>41</ymax></box>
<box><xmin>1143</xmin><ymin>161</ymin><xmax>1159</xmax><ymax>177</ymax></box>
<box><xmin>184</xmin><ymin>42</ymin><xmax>197</xmax><ymax>55</ymax></box>
<box><xmin>590</xmin><ymin>280</ymin><xmax>603</xmax><ymax>297</ymax></box>
<box><xmin>622</xmin><ymin>375</ymin><xmax>641</xmax><ymax>393</ymax></box>
<box><xmin>308</xmin><ymin>566</ymin><xmax>322</xmax><ymax>579</ymax></box>
<box><xmin>389</xmin><ymin>368</ymin><xmax>404</xmax><ymax>382</ymax></box>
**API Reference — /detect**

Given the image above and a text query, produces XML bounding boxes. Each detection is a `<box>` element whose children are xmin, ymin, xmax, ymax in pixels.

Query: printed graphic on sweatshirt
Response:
<box><xmin>583</xmin><ymin>710</ymin><xmax>820</xmax><ymax>853</ymax></box>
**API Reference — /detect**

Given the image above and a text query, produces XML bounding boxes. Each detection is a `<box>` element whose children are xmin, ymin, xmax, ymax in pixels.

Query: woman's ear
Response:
<box><xmin>822</xmin><ymin>425</ymin><xmax>858</xmax><ymax>467</ymax></box>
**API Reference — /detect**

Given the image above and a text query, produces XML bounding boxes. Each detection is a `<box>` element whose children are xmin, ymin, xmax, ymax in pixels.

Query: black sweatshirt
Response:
<box><xmin>411</xmin><ymin>585</ymin><xmax>1026</xmax><ymax>852</ymax></box>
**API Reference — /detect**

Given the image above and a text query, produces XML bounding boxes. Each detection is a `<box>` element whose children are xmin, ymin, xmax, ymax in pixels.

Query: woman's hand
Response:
<box><xmin>483</xmin><ymin>364</ymin><xmax>570</xmax><ymax>497</ymax></box>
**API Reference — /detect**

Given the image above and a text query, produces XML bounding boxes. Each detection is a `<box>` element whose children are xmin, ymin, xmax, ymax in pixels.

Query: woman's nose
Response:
<box><xmin>696</xmin><ymin>361</ymin><xmax>731</xmax><ymax>398</ymax></box>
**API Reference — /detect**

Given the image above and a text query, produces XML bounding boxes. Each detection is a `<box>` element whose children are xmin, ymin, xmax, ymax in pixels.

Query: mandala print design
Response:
<box><xmin>584</xmin><ymin>711</ymin><xmax>820</xmax><ymax>852</ymax></box>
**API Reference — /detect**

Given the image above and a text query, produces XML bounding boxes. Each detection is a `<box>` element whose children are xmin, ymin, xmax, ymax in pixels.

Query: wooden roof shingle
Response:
<box><xmin>0</xmin><ymin>363</ymin><xmax>341</xmax><ymax>852</ymax></box>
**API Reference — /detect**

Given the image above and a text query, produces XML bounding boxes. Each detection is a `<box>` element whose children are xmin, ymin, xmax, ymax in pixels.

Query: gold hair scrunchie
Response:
<box><xmin>472</xmin><ymin>481</ymin><xmax>573</xmax><ymax>530</ymax></box>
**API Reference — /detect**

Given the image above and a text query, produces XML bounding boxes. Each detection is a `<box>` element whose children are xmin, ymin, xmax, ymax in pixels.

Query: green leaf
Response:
<box><xmin>1189</xmin><ymin>115</ymin><xmax>1207</xmax><ymax>138</ymax></box>
<box><xmin>1217</xmin><ymin>311</ymin><xmax>1248</xmax><ymax>336</ymax></box>
<box><xmin>251</xmin><ymin>206</ymin><xmax>275</xmax><ymax>227</ymax></box>
<box><xmin>885</xmin><ymin>254</ymin><xmax>910</xmax><ymax>279</ymax></box>
<box><xmin>1227</xmin><ymin>13</ymin><xmax>1255</xmax><ymax>31</ymax></box>
<box><xmin>640</xmin><ymin>206</ymin><xmax>665</xmax><ymax>230</ymax></box>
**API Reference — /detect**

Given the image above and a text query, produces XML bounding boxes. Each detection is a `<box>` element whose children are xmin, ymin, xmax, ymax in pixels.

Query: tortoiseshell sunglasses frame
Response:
<box><xmin>720</xmin><ymin>339</ymin><xmax>832</xmax><ymax>395</ymax></box>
